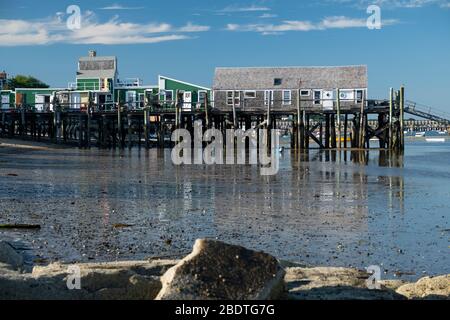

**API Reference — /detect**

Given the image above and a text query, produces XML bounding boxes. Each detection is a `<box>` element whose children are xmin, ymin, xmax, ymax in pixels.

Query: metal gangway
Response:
<box><xmin>404</xmin><ymin>100</ymin><xmax>450</xmax><ymax>124</ymax></box>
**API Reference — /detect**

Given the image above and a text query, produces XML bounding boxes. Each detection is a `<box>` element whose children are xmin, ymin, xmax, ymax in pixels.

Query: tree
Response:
<box><xmin>6</xmin><ymin>75</ymin><xmax>49</xmax><ymax>90</ymax></box>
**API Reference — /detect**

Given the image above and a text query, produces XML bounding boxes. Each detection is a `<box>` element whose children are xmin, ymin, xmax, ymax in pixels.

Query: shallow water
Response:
<box><xmin>0</xmin><ymin>138</ymin><xmax>449</xmax><ymax>280</ymax></box>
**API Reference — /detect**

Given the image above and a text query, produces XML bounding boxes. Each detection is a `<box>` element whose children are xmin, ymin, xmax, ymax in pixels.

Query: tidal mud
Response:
<box><xmin>0</xmin><ymin>138</ymin><xmax>449</xmax><ymax>280</ymax></box>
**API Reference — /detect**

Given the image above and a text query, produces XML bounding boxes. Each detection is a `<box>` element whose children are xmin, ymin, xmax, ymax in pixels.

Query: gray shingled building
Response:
<box><xmin>212</xmin><ymin>66</ymin><xmax>368</xmax><ymax>112</ymax></box>
<box><xmin>76</xmin><ymin>50</ymin><xmax>117</xmax><ymax>81</ymax></box>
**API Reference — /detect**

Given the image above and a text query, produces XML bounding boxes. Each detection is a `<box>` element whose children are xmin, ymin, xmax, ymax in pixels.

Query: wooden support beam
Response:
<box><xmin>127</xmin><ymin>113</ymin><xmax>133</xmax><ymax>149</ymax></box>
<box><xmin>305</xmin><ymin>113</ymin><xmax>310</xmax><ymax>149</ymax></box>
<box><xmin>336</xmin><ymin>88</ymin><xmax>341</xmax><ymax>149</ymax></box>
<box><xmin>205</xmin><ymin>92</ymin><xmax>210</xmax><ymax>128</ymax></box>
<box><xmin>330</xmin><ymin>114</ymin><xmax>336</xmax><ymax>149</ymax></box>
<box><xmin>358</xmin><ymin>92</ymin><xmax>365</xmax><ymax>149</ymax></box>
<box><xmin>144</xmin><ymin>108</ymin><xmax>149</xmax><ymax>148</ymax></box>
<box><xmin>389</xmin><ymin>87</ymin><xmax>393</xmax><ymax>150</ymax></box>
<box><xmin>399</xmin><ymin>85</ymin><xmax>405</xmax><ymax>151</ymax></box>
<box><xmin>306</xmin><ymin>122</ymin><xmax>324</xmax><ymax>148</ymax></box>
<box><xmin>86</xmin><ymin>93</ymin><xmax>91</xmax><ymax>149</ymax></box>
<box><xmin>343</xmin><ymin>114</ymin><xmax>348</xmax><ymax>149</ymax></box>
<box><xmin>296</xmin><ymin>89</ymin><xmax>301</xmax><ymax>150</ymax></box>
<box><xmin>78</xmin><ymin>113</ymin><xmax>84</xmax><ymax>148</ymax></box>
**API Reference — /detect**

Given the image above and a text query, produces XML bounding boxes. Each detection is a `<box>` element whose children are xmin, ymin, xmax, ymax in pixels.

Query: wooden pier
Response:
<box><xmin>0</xmin><ymin>87</ymin><xmax>408</xmax><ymax>152</ymax></box>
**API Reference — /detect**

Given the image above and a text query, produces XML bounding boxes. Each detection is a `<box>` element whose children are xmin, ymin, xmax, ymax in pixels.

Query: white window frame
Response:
<box><xmin>226</xmin><ymin>91</ymin><xmax>233</xmax><ymax>106</ymax></box>
<box><xmin>355</xmin><ymin>89</ymin><xmax>365</xmax><ymax>103</ymax></box>
<box><xmin>198</xmin><ymin>90</ymin><xmax>207</xmax><ymax>103</ymax></box>
<box><xmin>313</xmin><ymin>90</ymin><xmax>322</xmax><ymax>105</ymax></box>
<box><xmin>338</xmin><ymin>89</ymin><xmax>354</xmax><ymax>101</ymax></box>
<box><xmin>273</xmin><ymin>78</ymin><xmax>282</xmax><ymax>86</ymax></box>
<box><xmin>162</xmin><ymin>90</ymin><xmax>173</xmax><ymax>103</ymax></box>
<box><xmin>138</xmin><ymin>93</ymin><xmax>145</xmax><ymax>108</ymax></box>
<box><xmin>264</xmin><ymin>90</ymin><xmax>273</xmax><ymax>105</ymax></box>
<box><xmin>234</xmin><ymin>91</ymin><xmax>240</xmax><ymax>106</ymax></box>
<box><xmin>126</xmin><ymin>90</ymin><xmax>137</xmax><ymax>108</ymax></box>
<box><xmin>244</xmin><ymin>90</ymin><xmax>256</xmax><ymax>99</ymax></box>
<box><xmin>226</xmin><ymin>91</ymin><xmax>240</xmax><ymax>106</ymax></box>
<box><xmin>300</xmin><ymin>89</ymin><xmax>311</xmax><ymax>97</ymax></box>
<box><xmin>282</xmin><ymin>90</ymin><xmax>292</xmax><ymax>105</ymax></box>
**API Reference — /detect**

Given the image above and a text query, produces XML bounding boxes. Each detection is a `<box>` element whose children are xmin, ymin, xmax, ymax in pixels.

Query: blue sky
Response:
<box><xmin>0</xmin><ymin>0</ymin><xmax>449</xmax><ymax>109</ymax></box>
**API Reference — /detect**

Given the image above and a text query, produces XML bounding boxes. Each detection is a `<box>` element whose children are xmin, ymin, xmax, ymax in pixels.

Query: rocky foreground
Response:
<box><xmin>0</xmin><ymin>239</ymin><xmax>448</xmax><ymax>300</ymax></box>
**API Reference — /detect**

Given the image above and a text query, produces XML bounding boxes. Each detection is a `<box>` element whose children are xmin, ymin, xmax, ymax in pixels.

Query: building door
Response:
<box><xmin>183</xmin><ymin>91</ymin><xmax>192</xmax><ymax>111</ymax></box>
<box><xmin>322</xmin><ymin>90</ymin><xmax>334</xmax><ymax>110</ymax></box>
<box><xmin>71</xmin><ymin>93</ymin><xmax>81</xmax><ymax>109</ymax></box>
<box><xmin>1</xmin><ymin>94</ymin><xmax>9</xmax><ymax>109</ymax></box>
<box><xmin>98</xmin><ymin>94</ymin><xmax>106</xmax><ymax>110</ymax></box>
<box><xmin>126</xmin><ymin>91</ymin><xmax>136</xmax><ymax>109</ymax></box>
<box><xmin>138</xmin><ymin>93</ymin><xmax>144</xmax><ymax>108</ymax></box>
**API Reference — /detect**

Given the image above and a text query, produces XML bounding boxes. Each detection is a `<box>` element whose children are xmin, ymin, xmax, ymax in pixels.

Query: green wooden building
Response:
<box><xmin>5</xmin><ymin>51</ymin><xmax>212</xmax><ymax>111</ymax></box>
<box><xmin>158</xmin><ymin>75</ymin><xmax>210</xmax><ymax>110</ymax></box>
<box><xmin>15</xmin><ymin>88</ymin><xmax>65</xmax><ymax>111</ymax></box>
<box><xmin>114</xmin><ymin>85</ymin><xmax>158</xmax><ymax>109</ymax></box>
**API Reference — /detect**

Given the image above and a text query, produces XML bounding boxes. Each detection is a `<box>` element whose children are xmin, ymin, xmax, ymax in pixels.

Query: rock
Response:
<box><xmin>0</xmin><ymin>259</ymin><xmax>177</xmax><ymax>300</ymax></box>
<box><xmin>396</xmin><ymin>275</ymin><xmax>450</xmax><ymax>299</ymax></box>
<box><xmin>0</xmin><ymin>241</ymin><xmax>24</xmax><ymax>270</ymax></box>
<box><xmin>379</xmin><ymin>279</ymin><xmax>409</xmax><ymax>291</ymax></box>
<box><xmin>156</xmin><ymin>239</ymin><xmax>285</xmax><ymax>300</ymax></box>
<box><xmin>285</xmin><ymin>267</ymin><xmax>405</xmax><ymax>300</ymax></box>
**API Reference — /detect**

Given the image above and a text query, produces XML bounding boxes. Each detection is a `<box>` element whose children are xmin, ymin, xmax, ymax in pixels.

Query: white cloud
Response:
<box><xmin>219</xmin><ymin>5</ymin><xmax>271</xmax><ymax>12</ymax></box>
<box><xmin>259</xmin><ymin>13</ymin><xmax>278</xmax><ymax>18</ymax></box>
<box><xmin>99</xmin><ymin>3</ymin><xmax>144</xmax><ymax>10</ymax></box>
<box><xmin>225</xmin><ymin>16</ymin><xmax>399</xmax><ymax>34</ymax></box>
<box><xmin>333</xmin><ymin>0</ymin><xmax>447</xmax><ymax>8</ymax></box>
<box><xmin>178</xmin><ymin>22</ymin><xmax>210</xmax><ymax>32</ymax></box>
<box><xmin>0</xmin><ymin>13</ymin><xmax>210</xmax><ymax>46</ymax></box>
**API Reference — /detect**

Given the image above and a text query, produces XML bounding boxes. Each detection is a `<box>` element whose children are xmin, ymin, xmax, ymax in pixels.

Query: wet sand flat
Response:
<box><xmin>0</xmin><ymin>138</ymin><xmax>449</xmax><ymax>280</ymax></box>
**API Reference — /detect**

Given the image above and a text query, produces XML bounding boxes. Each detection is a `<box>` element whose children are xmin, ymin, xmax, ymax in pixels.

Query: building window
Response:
<box><xmin>226</xmin><ymin>91</ymin><xmax>240</xmax><ymax>106</ymax></box>
<box><xmin>338</xmin><ymin>89</ymin><xmax>354</xmax><ymax>101</ymax></box>
<box><xmin>244</xmin><ymin>91</ymin><xmax>256</xmax><ymax>99</ymax></box>
<box><xmin>234</xmin><ymin>91</ymin><xmax>240</xmax><ymax>105</ymax></box>
<box><xmin>313</xmin><ymin>90</ymin><xmax>321</xmax><ymax>105</ymax></box>
<box><xmin>226</xmin><ymin>91</ymin><xmax>233</xmax><ymax>105</ymax></box>
<box><xmin>163</xmin><ymin>90</ymin><xmax>173</xmax><ymax>103</ymax></box>
<box><xmin>198</xmin><ymin>90</ymin><xmax>207</xmax><ymax>105</ymax></box>
<box><xmin>300</xmin><ymin>90</ymin><xmax>310</xmax><ymax>97</ymax></box>
<box><xmin>356</xmin><ymin>90</ymin><xmax>364</xmax><ymax>103</ymax></box>
<box><xmin>273</xmin><ymin>78</ymin><xmax>282</xmax><ymax>86</ymax></box>
<box><xmin>264</xmin><ymin>90</ymin><xmax>273</xmax><ymax>105</ymax></box>
<box><xmin>139</xmin><ymin>93</ymin><xmax>144</xmax><ymax>108</ymax></box>
<box><xmin>126</xmin><ymin>91</ymin><xmax>136</xmax><ymax>108</ymax></box>
<box><xmin>282</xmin><ymin>90</ymin><xmax>292</xmax><ymax>105</ymax></box>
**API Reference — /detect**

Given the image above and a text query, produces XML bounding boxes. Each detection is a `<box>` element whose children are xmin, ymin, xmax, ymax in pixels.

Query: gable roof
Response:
<box><xmin>77</xmin><ymin>56</ymin><xmax>117</xmax><ymax>79</ymax></box>
<box><xmin>213</xmin><ymin>65</ymin><xmax>367</xmax><ymax>90</ymax></box>
<box><xmin>159</xmin><ymin>75</ymin><xmax>211</xmax><ymax>91</ymax></box>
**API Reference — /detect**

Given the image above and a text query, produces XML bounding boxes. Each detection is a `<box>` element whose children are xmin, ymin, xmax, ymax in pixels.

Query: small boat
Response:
<box><xmin>425</xmin><ymin>138</ymin><xmax>445</xmax><ymax>143</ymax></box>
<box><xmin>415</xmin><ymin>132</ymin><xmax>426</xmax><ymax>137</ymax></box>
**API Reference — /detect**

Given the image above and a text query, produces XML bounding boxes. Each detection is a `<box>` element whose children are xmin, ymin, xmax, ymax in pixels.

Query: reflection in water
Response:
<box><xmin>0</xmin><ymin>142</ymin><xmax>448</xmax><ymax>279</ymax></box>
